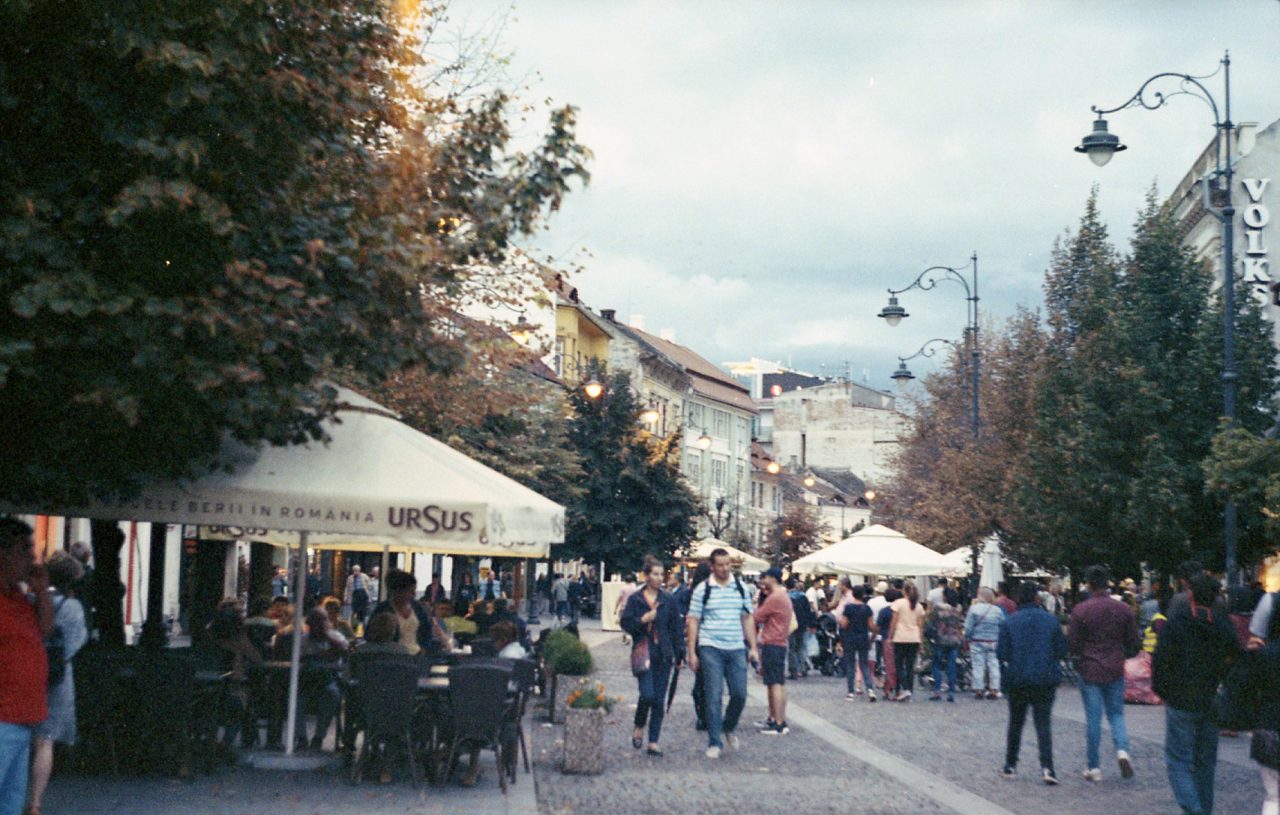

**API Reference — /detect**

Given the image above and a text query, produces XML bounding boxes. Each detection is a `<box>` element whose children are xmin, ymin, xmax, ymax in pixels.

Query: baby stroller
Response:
<box><xmin>810</xmin><ymin>614</ymin><xmax>844</xmax><ymax>677</ymax></box>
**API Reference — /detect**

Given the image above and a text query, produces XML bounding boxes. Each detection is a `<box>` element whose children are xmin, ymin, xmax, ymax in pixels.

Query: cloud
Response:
<box><xmin>462</xmin><ymin>0</ymin><xmax>1280</xmax><ymax>386</ymax></box>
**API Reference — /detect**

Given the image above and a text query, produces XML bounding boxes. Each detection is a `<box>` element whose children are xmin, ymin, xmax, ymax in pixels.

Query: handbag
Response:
<box><xmin>1212</xmin><ymin>653</ymin><xmax>1260</xmax><ymax>731</ymax></box>
<box><xmin>1252</xmin><ymin>729</ymin><xmax>1280</xmax><ymax>770</ymax></box>
<box><xmin>630</xmin><ymin>636</ymin><xmax>651</xmax><ymax>676</ymax></box>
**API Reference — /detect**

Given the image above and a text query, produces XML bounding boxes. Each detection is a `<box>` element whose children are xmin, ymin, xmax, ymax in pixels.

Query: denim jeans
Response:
<box><xmin>634</xmin><ymin>658</ymin><xmax>673</xmax><ymax>744</ymax></box>
<box><xmin>788</xmin><ymin>629</ymin><xmax>807</xmax><ymax>676</ymax></box>
<box><xmin>931</xmin><ymin>645</ymin><xmax>958</xmax><ymax>695</ymax></box>
<box><xmin>1005</xmin><ymin>685</ymin><xmax>1055</xmax><ymax>771</ymax></box>
<box><xmin>0</xmin><ymin>722</ymin><xmax>32</xmax><ymax>815</ymax></box>
<box><xmin>1165</xmin><ymin>706</ymin><xmax>1218</xmax><ymax>814</ymax></box>
<box><xmin>894</xmin><ymin>642</ymin><xmax>920</xmax><ymax>693</ymax></box>
<box><xmin>1080</xmin><ymin>678</ymin><xmax>1130</xmax><ymax>769</ymax></box>
<box><xmin>970</xmin><ymin>641</ymin><xmax>1000</xmax><ymax>691</ymax></box>
<box><xmin>843</xmin><ymin>644</ymin><xmax>873</xmax><ymax>693</ymax></box>
<box><xmin>698</xmin><ymin>646</ymin><xmax>747</xmax><ymax>748</ymax></box>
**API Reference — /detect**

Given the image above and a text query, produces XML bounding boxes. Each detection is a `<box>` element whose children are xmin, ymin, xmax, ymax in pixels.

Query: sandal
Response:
<box><xmin>645</xmin><ymin>744</ymin><xmax>663</xmax><ymax>756</ymax></box>
<box><xmin>632</xmin><ymin>730</ymin><xmax>643</xmax><ymax>749</ymax></box>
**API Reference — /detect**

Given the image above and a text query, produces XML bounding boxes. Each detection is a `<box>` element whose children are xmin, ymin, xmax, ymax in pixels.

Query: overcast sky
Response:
<box><xmin>462</xmin><ymin>0</ymin><xmax>1280</xmax><ymax>387</ymax></box>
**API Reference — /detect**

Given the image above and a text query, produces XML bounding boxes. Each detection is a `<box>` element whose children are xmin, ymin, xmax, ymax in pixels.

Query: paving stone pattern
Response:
<box><xmin>534</xmin><ymin>634</ymin><xmax>1267</xmax><ymax>815</ymax></box>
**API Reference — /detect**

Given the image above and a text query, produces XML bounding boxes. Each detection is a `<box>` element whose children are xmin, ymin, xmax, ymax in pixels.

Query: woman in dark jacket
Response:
<box><xmin>621</xmin><ymin>554</ymin><xmax>685</xmax><ymax>756</ymax></box>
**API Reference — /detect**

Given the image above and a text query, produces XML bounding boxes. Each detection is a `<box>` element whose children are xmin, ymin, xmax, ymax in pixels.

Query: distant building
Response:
<box><xmin>768</xmin><ymin>379</ymin><xmax>905</xmax><ymax>485</ymax></box>
<box><xmin>607</xmin><ymin>316</ymin><xmax>757</xmax><ymax>537</ymax></box>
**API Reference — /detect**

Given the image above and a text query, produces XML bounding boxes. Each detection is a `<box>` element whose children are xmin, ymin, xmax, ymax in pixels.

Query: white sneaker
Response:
<box><xmin>867</xmin><ymin>691</ymin><xmax>877</xmax><ymax>702</ymax></box>
<box><xmin>1117</xmin><ymin>750</ymin><xmax>1134</xmax><ymax>779</ymax></box>
<box><xmin>846</xmin><ymin>692</ymin><xmax>856</xmax><ymax>701</ymax></box>
<box><xmin>726</xmin><ymin>732</ymin><xmax>740</xmax><ymax>751</ymax></box>
<box><xmin>1082</xmin><ymin>767</ymin><xmax>1103</xmax><ymax>782</ymax></box>
<box><xmin>705</xmin><ymin>746</ymin><xmax>721</xmax><ymax>759</ymax></box>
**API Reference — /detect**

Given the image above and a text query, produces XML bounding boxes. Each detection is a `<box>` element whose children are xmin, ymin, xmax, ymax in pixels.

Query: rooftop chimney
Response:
<box><xmin>601</xmin><ymin>309</ymin><xmax>616</xmax><ymax>322</ymax></box>
<box><xmin>629</xmin><ymin>314</ymin><xmax>646</xmax><ymax>331</ymax></box>
<box><xmin>659</xmin><ymin>328</ymin><xmax>676</xmax><ymax>343</ymax></box>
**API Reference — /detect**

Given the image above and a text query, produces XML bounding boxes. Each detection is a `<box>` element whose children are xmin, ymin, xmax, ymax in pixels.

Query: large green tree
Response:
<box><xmin>0</xmin><ymin>2</ymin><xmax>588</xmax><ymax>507</ymax></box>
<box><xmin>1018</xmin><ymin>189</ymin><xmax>1277</xmax><ymax>576</ymax></box>
<box><xmin>561</xmin><ymin>366</ymin><xmax>699</xmax><ymax>572</ymax></box>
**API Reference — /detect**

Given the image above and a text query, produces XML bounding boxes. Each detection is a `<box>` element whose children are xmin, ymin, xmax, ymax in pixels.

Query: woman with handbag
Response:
<box><xmin>621</xmin><ymin>555</ymin><xmax>685</xmax><ymax>757</ymax></box>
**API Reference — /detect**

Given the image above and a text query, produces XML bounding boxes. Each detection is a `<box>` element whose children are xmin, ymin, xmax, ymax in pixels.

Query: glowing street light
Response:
<box><xmin>583</xmin><ymin>378</ymin><xmax>604</xmax><ymax>400</ymax></box>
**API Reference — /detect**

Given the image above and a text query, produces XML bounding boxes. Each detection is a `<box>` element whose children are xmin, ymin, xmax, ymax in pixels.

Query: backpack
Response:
<box><xmin>701</xmin><ymin>575</ymin><xmax>746</xmax><ymax>607</ymax></box>
<box><xmin>46</xmin><ymin>596</ymin><xmax>67</xmax><ymax>687</ymax></box>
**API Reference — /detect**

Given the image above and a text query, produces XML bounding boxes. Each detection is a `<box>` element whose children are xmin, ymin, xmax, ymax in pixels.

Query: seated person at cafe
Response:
<box><xmin>322</xmin><ymin>596</ymin><xmax>357</xmax><ymax>643</ymax></box>
<box><xmin>469</xmin><ymin>600</ymin><xmax>498</xmax><ymax>636</ymax></box>
<box><xmin>351</xmin><ymin>612</ymin><xmax>410</xmax><ymax>661</ymax></box>
<box><xmin>437</xmin><ymin>601</ymin><xmax>477</xmax><ymax>638</ymax></box>
<box><xmin>490</xmin><ymin>621</ymin><xmax>526</xmax><ymax>659</ymax></box>
<box><xmin>209</xmin><ymin>599</ymin><xmax>263</xmax><ymax>750</ymax></box>
<box><xmin>244</xmin><ymin>597</ymin><xmax>278</xmax><ymax>659</ymax></box>
<box><xmin>370</xmin><ymin>570</ymin><xmax>450</xmax><ymax>657</ymax></box>
<box><xmin>287</xmin><ymin>607</ymin><xmax>345</xmax><ymax>751</ymax></box>
<box><xmin>492</xmin><ymin>599</ymin><xmax>529</xmax><ymax>648</ymax></box>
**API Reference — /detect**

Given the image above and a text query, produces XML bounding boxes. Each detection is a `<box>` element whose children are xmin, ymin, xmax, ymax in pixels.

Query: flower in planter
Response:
<box><xmin>567</xmin><ymin>677</ymin><xmax>616</xmax><ymax>713</ymax></box>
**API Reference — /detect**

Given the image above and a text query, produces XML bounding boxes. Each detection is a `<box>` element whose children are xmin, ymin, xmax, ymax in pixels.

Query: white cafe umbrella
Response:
<box><xmin>790</xmin><ymin>524</ymin><xmax>949</xmax><ymax>577</ymax></box>
<box><xmin>978</xmin><ymin>535</ymin><xmax>1005</xmax><ymax>591</ymax></box>
<box><xmin>940</xmin><ymin>547</ymin><xmax>973</xmax><ymax>577</ymax></box>
<box><xmin>685</xmin><ymin>538</ymin><xmax>769</xmax><ymax>574</ymax></box>
<box><xmin>9</xmin><ymin>387</ymin><xmax>565</xmax><ymax>761</ymax></box>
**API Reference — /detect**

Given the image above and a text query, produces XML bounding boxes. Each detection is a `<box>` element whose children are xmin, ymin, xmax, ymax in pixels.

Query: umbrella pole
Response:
<box><xmin>284</xmin><ymin>531</ymin><xmax>308</xmax><ymax>756</ymax></box>
<box><xmin>379</xmin><ymin>545</ymin><xmax>390</xmax><ymax>603</ymax></box>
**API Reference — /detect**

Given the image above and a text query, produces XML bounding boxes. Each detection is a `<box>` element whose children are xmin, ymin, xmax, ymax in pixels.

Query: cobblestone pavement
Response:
<box><xmin>535</xmin><ymin>631</ymin><xmax>1266</xmax><ymax>815</ymax></box>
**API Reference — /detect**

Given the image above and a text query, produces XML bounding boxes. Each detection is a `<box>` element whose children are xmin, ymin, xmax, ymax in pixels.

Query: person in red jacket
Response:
<box><xmin>1068</xmin><ymin>565</ymin><xmax>1141</xmax><ymax>783</ymax></box>
<box><xmin>0</xmin><ymin>517</ymin><xmax>53</xmax><ymax>815</ymax></box>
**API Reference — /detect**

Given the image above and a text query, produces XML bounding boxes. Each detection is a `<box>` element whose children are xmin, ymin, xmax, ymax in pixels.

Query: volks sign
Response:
<box><xmin>1241</xmin><ymin>177</ymin><xmax>1274</xmax><ymax>303</ymax></box>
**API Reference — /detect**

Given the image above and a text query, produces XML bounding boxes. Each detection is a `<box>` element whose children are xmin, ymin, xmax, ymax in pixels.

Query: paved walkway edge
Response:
<box><xmin>749</xmin><ymin>685</ymin><xmax>1018</xmax><ymax>815</ymax></box>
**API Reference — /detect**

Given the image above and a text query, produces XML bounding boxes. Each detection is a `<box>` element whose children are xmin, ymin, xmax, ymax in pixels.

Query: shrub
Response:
<box><xmin>551</xmin><ymin>640</ymin><xmax>593</xmax><ymax>676</ymax></box>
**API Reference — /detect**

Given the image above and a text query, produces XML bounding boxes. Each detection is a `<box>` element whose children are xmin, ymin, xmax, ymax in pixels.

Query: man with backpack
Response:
<box><xmin>687</xmin><ymin>548</ymin><xmax>758</xmax><ymax>759</ymax></box>
<box><xmin>1153</xmin><ymin>574</ymin><xmax>1239</xmax><ymax>815</ymax></box>
<box><xmin>786</xmin><ymin>576</ymin><xmax>814</xmax><ymax>679</ymax></box>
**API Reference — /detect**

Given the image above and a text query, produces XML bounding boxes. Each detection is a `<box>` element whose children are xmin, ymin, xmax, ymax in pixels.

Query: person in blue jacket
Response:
<box><xmin>621</xmin><ymin>555</ymin><xmax>686</xmax><ymax>757</ymax></box>
<box><xmin>998</xmin><ymin>580</ymin><xmax>1069</xmax><ymax>785</ymax></box>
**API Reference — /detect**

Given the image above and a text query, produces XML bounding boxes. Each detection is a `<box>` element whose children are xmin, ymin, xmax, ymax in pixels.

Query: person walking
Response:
<box><xmin>686</xmin><ymin>548</ymin><xmax>758</xmax><ymax>759</ymax></box>
<box><xmin>343</xmin><ymin>565</ymin><xmax>371</xmax><ymax>628</ymax></box>
<box><xmin>1153</xmin><ymin>574</ymin><xmax>1239</xmax><ymax>815</ymax></box>
<box><xmin>999</xmin><ymin>580</ymin><xmax>1068</xmax><ymax>785</ymax></box>
<box><xmin>1248</xmin><ymin>592</ymin><xmax>1280</xmax><ymax>815</ymax></box>
<box><xmin>552</xmin><ymin>573</ymin><xmax>570</xmax><ymax>628</ymax></box>
<box><xmin>966</xmin><ymin>586</ymin><xmax>1006</xmax><ymax>700</ymax></box>
<box><xmin>786</xmin><ymin>577</ymin><xmax>814</xmax><ymax>679</ymax></box>
<box><xmin>621</xmin><ymin>556</ymin><xmax>684</xmax><ymax>757</ymax></box>
<box><xmin>682</xmin><ymin>560</ymin><xmax>712</xmax><ymax>731</ymax></box>
<box><xmin>1069</xmin><ymin>565</ymin><xmax>1141</xmax><ymax>782</ymax></box>
<box><xmin>840</xmin><ymin>584</ymin><xmax>878</xmax><ymax>702</ymax></box>
<box><xmin>753</xmin><ymin>567</ymin><xmax>793</xmax><ymax>735</ymax></box>
<box><xmin>888</xmin><ymin>584</ymin><xmax>925</xmax><ymax>701</ymax></box>
<box><xmin>926</xmin><ymin>587</ymin><xmax>964</xmax><ymax>702</ymax></box>
<box><xmin>0</xmin><ymin>518</ymin><xmax>52</xmax><ymax>815</ymax></box>
<box><xmin>876</xmin><ymin>585</ymin><xmax>900</xmax><ymax>696</ymax></box>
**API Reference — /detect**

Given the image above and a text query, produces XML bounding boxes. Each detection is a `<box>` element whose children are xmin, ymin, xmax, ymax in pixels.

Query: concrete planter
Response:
<box><xmin>562</xmin><ymin>707</ymin><xmax>605</xmax><ymax>775</ymax></box>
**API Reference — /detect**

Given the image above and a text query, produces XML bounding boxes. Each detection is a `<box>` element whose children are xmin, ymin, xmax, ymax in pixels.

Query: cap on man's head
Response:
<box><xmin>762</xmin><ymin>567</ymin><xmax>784</xmax><ymax>582</ymax></box>
<box><xmin>875</xmin><ymin>581</ymin><xmax>888</xmax><ymax>594</ymax></box>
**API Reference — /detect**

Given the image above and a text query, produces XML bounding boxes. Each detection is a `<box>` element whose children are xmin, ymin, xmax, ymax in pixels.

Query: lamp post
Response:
<box><xmin>879</xmin><ymin>254</ymin><xmax>980</xmax><ymax>440</ymax></box>
<box><xmin>1076</xmin><ymin>51</ymin><xmax>1238</xmax><ymax>594</ymax></box>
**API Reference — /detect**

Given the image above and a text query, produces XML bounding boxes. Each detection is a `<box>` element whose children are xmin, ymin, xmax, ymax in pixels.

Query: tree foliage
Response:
<box><xmin>560</xmin><ymin>364</ymin><xmax>699</xmax><ymax>573</ymax></box>
<box><xmin>0</xmin><ymin>2</ymin><xmax>588</xmax><ymax>506</ymax></box>
<box><xmin>765</xmin><ymin>503</ymin><xmax>828</xmax><ymax>565</ymax></box>
<box><xmin>889</xmin><ymin>187</ymin><xmax>1278</xmax><ymax>578</ymax></box>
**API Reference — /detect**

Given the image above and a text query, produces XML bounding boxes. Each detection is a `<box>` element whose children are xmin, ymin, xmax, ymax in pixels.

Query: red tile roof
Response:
<box><xmin>627</xmin><ymin>327</ymin><xmax>756</xmax><ymax>413</ymax></box>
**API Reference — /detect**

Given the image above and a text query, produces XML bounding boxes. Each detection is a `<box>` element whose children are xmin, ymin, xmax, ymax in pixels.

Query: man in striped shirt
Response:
<box><xmin>687</xmin><ymin>548</ymin><xmax>758</xmax><ymax>759</ymax></box>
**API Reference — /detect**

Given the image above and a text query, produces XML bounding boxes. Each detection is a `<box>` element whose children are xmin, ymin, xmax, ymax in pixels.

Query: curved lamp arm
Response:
<box><xmin>898</xmin><ymin>337</ymin><xmax>958</xmax><ymax>364</ymax></box>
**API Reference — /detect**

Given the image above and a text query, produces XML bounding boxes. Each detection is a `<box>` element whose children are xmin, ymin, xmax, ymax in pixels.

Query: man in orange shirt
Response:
<box><xmin>1</xmin><ymin>517</ymin><xmax>53</xmax><ymax>815</ymax></box>
<box><xmin>753</xmin><ymin>567</ymin><xmax>794</xmax><ymax>735</ymax></box>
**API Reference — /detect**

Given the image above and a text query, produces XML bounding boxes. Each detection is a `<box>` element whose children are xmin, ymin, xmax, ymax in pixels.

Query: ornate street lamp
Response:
<box><xmin>878</xmin><ymin>254</ymin><xmax>980</xmax><ymax>439</ymax></box>
<box><xmin>582</xmin><ymin>378</ymin><xmax>604</xmax><ymax>400</ymax></box>
<box><xmin>695</xmin><ymin>431</ymin><xmax>713</xmax><ymax>451</ymax></box>
<box><xmin>1077</xmin><ymin>51</ymin><xmax>1240</xmax><ymax>594</ymax></box>
<box><xmin>766</xmin><ymin>460</ymin><xmax>781</xmax><ymax>475</ymax></box>
<box><xmin>639</xmin><ymin>405</ymin><xmax>660</xmax><ymax>425</ymax></box>
<box><xmin>802</xmin><ymin>473</ymin><xmax>816</xmax><ymax>488</ymax></box>
<box><xmin>510</xmin><ymin>315</ymin><xmax>533</xmax><ymax>346</ymax></box>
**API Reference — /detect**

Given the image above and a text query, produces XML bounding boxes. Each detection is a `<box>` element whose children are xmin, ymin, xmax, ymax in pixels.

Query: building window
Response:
<box><xmin>687</xmin><ymin>403</ymin><xmax>704</xmax><ymax>433</ymax></box>
<box><xmin>553</xmin><ymin>337</ymin><xmax>565</xmax><ymax>377</ymax></box>
<box><xmin>711</xmin><ymin>457</ymin><xmax>727</xmax><ymax>490</ymax></box>
<box><xmin>685</xmin><ymin>451</ymin><xmax>701</xmax><ymax>484</ymax></box>
<box><xmin>713</xmin><ymin>409</ymin><xmax>730</xmax><ymax>439</ymax></box>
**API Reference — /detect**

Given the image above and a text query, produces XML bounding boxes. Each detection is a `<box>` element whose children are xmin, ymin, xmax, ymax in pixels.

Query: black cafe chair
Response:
<box><xmin>445</xmin><ymin>664</ymin><xmax>512</xmax><ymax>794</ymax></box>
<box><xmin>350</xmin><ymin>656</ymin><xmax>422</xmax><ymax>786</ymax></box>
